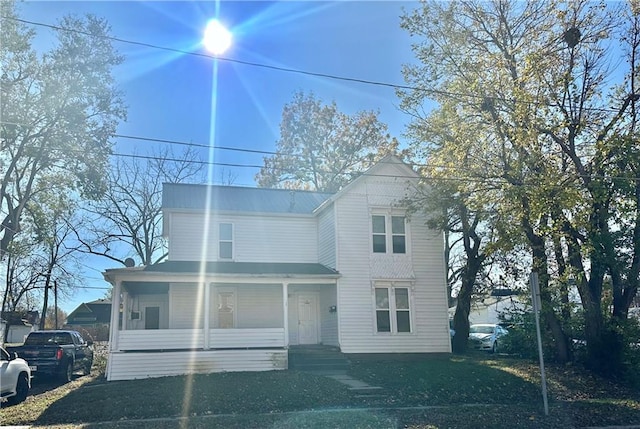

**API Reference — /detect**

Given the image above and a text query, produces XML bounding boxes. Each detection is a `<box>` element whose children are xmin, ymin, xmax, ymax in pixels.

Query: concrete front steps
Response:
<box><xmin>288</xmin><ymin>345</ymin><xmax>351</xmax><ymax>373</ymax></box>
<box><xmin>289</xmin><ymin>345</ymin><xmax>389</xmax><ymax>403</ymax></box>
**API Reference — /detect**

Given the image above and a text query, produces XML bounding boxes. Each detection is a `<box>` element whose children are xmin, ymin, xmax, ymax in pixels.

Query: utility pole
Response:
<box><xmin>54</xmin><ymin>280</ymin><xmax>58</xmax><ymax>330</ymax></box>
<box><xmin>530</xmin><ymin>272</ymin><xmax>549</xmax><ymax>415</ymax></box>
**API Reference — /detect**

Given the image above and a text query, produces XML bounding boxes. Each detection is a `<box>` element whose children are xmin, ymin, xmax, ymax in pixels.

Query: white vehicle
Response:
<box><xmin>469</xmin><ymin>324</ymin><xmax>508</xmax><ymax>353</ymax></box>
<box><xmin>0</xmin><ymin>346</ymin><xmax>31</xmax><ymax>405</ymax></box>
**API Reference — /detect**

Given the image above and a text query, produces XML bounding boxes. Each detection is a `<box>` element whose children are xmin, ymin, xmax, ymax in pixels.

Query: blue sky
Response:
<box><xmin>17</xmin><ymin>1</ymin><xmax>421</xmax><ymax>313</ymax></box>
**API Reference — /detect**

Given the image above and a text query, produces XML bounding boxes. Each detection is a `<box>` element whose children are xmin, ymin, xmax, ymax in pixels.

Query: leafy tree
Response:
<box><xmin>400</xmin><ymin>0</ymin><xmax>639</xmax><ymax>371</ymax></box>
<box><xmin>256</xmin><ymin>91</ymin><xmax>399</xmax><ymax>192</ymax></box>
<box><xmin>1</xmin><ymin>193</ymin><xmax>83</xmax><ymax>337</ymax></box>
<box><xmin>75</xmin><ymin>147</ymin><xmax>205</xmax><ymax>266</ymax></box>
<box><xmin>44</xmin><ymin>306</ymin><xmax>67</xmax><ymax>330</ymax></box>
<box><xmin>0</xmin><ymin>1</ymin><xmax>126</xmax><ymax>260</ymax></box>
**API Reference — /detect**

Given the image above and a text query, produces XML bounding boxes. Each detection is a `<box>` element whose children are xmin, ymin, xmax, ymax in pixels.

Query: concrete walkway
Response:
<box><xmin>326</xmin><ymin>373</ymin><xmax>383</xmax><ymax>392</ymax></box>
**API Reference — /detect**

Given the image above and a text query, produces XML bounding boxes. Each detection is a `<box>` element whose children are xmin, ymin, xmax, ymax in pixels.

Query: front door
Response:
<box><xmin>145</xmin><ymin>306</ymin><xmax>160</xmax><ymax>330</ymax></box>
<box><xmin>297</xmin><ymin>294</ymin><xmax>319</xmax><ymax>344</ymax></box>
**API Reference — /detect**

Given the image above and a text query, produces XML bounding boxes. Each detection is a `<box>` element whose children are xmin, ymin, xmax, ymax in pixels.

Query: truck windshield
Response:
<box><xmin>24</xmin><ymin>332</ymin><xmax>73</xmax><ymax>345</ymax></box>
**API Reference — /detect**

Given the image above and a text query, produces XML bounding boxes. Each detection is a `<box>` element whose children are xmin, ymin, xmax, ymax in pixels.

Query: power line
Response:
<box><xmin>4</xmin><ymin>16</ymin><xmax>415</xmax><ymax>91</ymax></box>
<box><xmin>1</xmin><ymin>122</ymin><xmax>637</xmax><ymax>185</ymax></box>
<box><xmin>107</xmin><ymin>150</ymin><xmax>640</xmax><ymax>185</ymax></box>
<box><xmin>1</xmin><ymin>15</ymin><xmax>629</xmax><ymax>115</ymax></box>
<box><xmin>115</xmin><ymin>134</ymin><xmax>276</xmax><ymax>156</ymax></box>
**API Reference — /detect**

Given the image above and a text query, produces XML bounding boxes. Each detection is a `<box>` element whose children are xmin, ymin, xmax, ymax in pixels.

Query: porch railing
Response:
<box><xmin>117</xmin><ymin>328</ymin><xmax>285</xmax><ymax>351</ymax></box>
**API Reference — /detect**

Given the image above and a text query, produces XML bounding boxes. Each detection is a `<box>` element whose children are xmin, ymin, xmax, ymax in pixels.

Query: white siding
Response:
<box><xmin>107</xmin><ymin>349</ymin><xmax>287</xmax><ymax>381</ymax></box>
<box><xmin>210</xmin><ymin>328</ymin><xmax>285</xmax><ymax>348</ymax></box>
<box><xmin>117</xmin><ymin>328</ymin><xmax>285</xmax><ymax>351</ymax></box>
<box><xmin>169</xmin><ymin>212</ymin><xmax>318</xmax><ymax>262</ymax></box>
<box><xmin>170</xmin><ymin>283</ymin><xmax>202</xmax><ymax>329</ymax></box>
<box><xmin>209</xmin><ymin>284</ymin><xmax>283</xmax><ymax>328</ymax></box>
<box><xmin>119</xmin><ymin>329</ymin><xmax>205</xmax><ymax>350</ymax></box>
<box><xmin>125</xmin><ymin>294</ymin><xmax>169</xmax><ymax>330</ymax></box>
<box><xmin>320</xmin><ymin>284</ymin><xmax>338</xmax><ymax>346</ymax></box>
<box><xmin>317</xmin><ymin>206</ymin><xmax>336</xmax><ymax>268</ymax></box>
<box><xmin>287</xmin><ymin>285</ymin><xmax>335</xmax><ymax>345</ymax></box>
<box><xmin>335</xmin><ymin>167</ymin><xmax>450</xmax><ymax>354</ymax></box>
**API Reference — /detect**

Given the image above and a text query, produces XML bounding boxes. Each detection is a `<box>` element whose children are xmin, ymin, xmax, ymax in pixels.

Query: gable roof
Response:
<box><xmin>313</xmin><ymin>154</ymin><xmax>419</xmax><ymax>214</ymax></box>
<box><xmin>163</xmin><ymin>155</ymin><xmax>417</xmax><ymax>217</ymax></box>
<box><xmin>163</xmin><ymin>184</ymin><xmax>334</xmax><ymax>214</ymax></box>
<box><xmin>0</xmin><ymin>311</ymin><xmax>39</xmax><ymax>326</ymax></box>
<box><xmin>66</xmin><ymin>299</ymin><xmax>112</xmax><ymax>325</ymax></box>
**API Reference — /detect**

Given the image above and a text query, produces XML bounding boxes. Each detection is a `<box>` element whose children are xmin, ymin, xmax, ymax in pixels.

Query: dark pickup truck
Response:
<box><xmin>7</xmin><ymin>330</ymin><xmax>94</xmax><ymax>382</ymax></box>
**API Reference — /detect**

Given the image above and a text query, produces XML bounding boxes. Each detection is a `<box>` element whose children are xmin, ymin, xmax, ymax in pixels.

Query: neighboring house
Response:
<box><xmin>449</xmin><ymin>289</ymin><xmax>527</xmax><ymax>326</ymax></box>
<box><xmin>103</xmin><ymin>155</ymin><xmax>450</xmax><ymax>381</ymax></box>
<box><xmin>65</xmin><ymin>299</ymin><xmax>113</xmax><ymax>341</ymax></box>
<box><xmin>0</xmin><ymin>311</ymin><xmax>39</xmax><ymax>344</ymax></box>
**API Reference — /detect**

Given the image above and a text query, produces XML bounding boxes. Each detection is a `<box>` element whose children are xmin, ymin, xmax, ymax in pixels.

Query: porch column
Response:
<box><xmin>282</xmin><ymin>282</ymin><xmax>289</xmax><ymax>347</ymax></box>
<box><xmin>109</xmin><ymin>280</ymin><xmax>121</xmax><ymax>352</ymax></box>
<box><xmin>203</xmin><ymin>282</ymin><xmax>210</xmax><ymax>350</ymax></box>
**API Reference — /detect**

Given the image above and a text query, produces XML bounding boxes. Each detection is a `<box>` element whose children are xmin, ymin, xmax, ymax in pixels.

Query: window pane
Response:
<box><xmin>376</xmin><ymin>310</ymin><xmax>391</xmax><ymax>332</ymax></box>
<box><xmin>218</xmin><ymin>292</ymin><xmax>234</xmax><ymax>328</ymax></box>
<box><xmin>219</xmin><ymin>241</ymin><xmax>232</xmax><ymax>259</ymax></box>
<box><xmin>375</xmin><ymin>288</ymin><xmax>389</xmax><ymax>309</ymax></box>
<box><xmin>391</xmin><ymin>216</ymin><xmax>405</xmax><ymax>234</ymax></box>
<box><xmin>219</xmin><ymin>223</ymin><xmax>233</xmax><ymax>240</ymax></box>
<box><xmin>372</xmin><ymin>215</ymin><xmax>386</xmax><ymax>233</ymax></box>
<box><xmin>392</xmin><ymin>236</ymin><xmax>406</xmax><ymax>253</ymax></box>
<box><xmin>395</xmin><ymin>288</ymin><xmax>409</xmax><ymax>309</ymax></box>
<box><xmin>397</xmin><ymin>311</ymin><xmax>411</xmax><ymax>332</ymax></box>
<box><xmin>373</xmin><ymin>235</ymin><xmax>386</xmax><ymax>253</ymax></box>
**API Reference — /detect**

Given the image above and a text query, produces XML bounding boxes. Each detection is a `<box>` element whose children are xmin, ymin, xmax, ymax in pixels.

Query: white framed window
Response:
<box><xmin>391</xmin><ymin>216</ymin><xmax>406</xmax><ymax>254</ymax></box>
<box><xmin>371</xmin><ymin>214</ymin><xmax>407</xmax><ymax>254</ymax></box>
<box><xmin>375</xmin><ymin>288</ymin><xmax>391</xmax><ymax>332</ymax></box>
<box><xmin>219</xmin><ymin>223</ymin><xmax>233</xmax><ymax>260</ymax></box>
<box><xmin>374</xmin><ymin>285</ymin><xmax>412</xmax><ymax>333</ymax></box>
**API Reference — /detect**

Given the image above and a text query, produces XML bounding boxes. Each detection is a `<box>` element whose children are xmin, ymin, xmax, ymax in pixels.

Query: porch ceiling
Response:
<box><xmin>123</xmin><ymin>282</ymin><xmax>169</xmax><ymax>295</ymax></box>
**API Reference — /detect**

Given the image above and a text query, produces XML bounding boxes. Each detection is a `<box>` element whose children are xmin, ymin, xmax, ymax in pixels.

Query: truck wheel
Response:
<box><xmin>59</xmin><ymin>362</ymin><xmax>73</xmax><ymax>382</ymax></box>
<box><xmin>7</xmin><ymin>373</ymin><xmax>29</xmax><ymax>405</ymax></box>
<box><xmin>83</xmin><ymin>359</ymin><xmax>92</xmax><ymax>376</ymax></box>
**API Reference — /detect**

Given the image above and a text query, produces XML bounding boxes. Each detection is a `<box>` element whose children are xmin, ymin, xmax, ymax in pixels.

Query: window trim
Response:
<box><xmin>373</xmin><ymin>282</ymin><xmax>413</xmax><ymax>334</ymax></box>
<box><xmin>370</xmin><ymin>213</ymin><xmax>408</xmax><ymax>255</ymax></box>
<box><xmin>218</xmin><ymin>222</ymin><xmax>234</xmax><ymax>260</ymax></box>
<box><xmin>371</xmin><ymin>215</ymin><xmax>387</xmax><ymax>253</ymax></box>
<box><xmin>391</xmin><ymin>215</ymin><xmax>407</xmax><ymax>254</ymax></box>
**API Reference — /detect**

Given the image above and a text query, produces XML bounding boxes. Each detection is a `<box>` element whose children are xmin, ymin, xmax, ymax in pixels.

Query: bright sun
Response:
<box><xmin>203</xmin><ymin>19</ymin><xmax>232</xmax><ymax>55</ymax></box>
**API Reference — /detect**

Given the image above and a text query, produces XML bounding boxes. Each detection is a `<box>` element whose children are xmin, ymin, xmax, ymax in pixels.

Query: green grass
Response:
<box><xmin>349</xmin><ymin>354</ymin><xmax>542</xmax><ymax>406</ymax></box>
<box><xmin>2</xmin><ymin>353</ymin><xmax>639</xmax><ymax>428</ymax></box>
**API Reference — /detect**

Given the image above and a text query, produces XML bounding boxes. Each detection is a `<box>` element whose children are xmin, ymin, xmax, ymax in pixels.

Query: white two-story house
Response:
<box><xmin>103</xmin><ymin>155</ymin><xmax>451</xmax><ymax>381</ymax></box>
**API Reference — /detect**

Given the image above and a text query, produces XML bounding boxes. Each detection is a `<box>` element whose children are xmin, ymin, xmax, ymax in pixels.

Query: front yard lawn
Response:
<box><xmin>1</xmin><ymin>354</ymin><xmax>639</xmax><ymax>428</ymax></box>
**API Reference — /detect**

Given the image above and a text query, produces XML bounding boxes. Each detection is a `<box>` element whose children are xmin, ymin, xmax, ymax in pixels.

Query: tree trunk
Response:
<box><xmin>521</xmin><ymin>203</ymin><xmax>571</xmax><ymax>362</ymax></box>
<box><xmin>39</xmin><ymin>272</ymin><xmax>53</xmax><ymax>331</ymax></box>
<box><xmin>452</xmin><ymin>273</ymin><xmax>473</xmax><ymax>353</ymax></box>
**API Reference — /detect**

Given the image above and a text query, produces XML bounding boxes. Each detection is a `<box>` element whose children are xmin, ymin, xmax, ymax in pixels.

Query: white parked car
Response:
<box><xmin>469</xmin><ymin>324</ymin><xmax>508</xmax><ymax>353</ymax></box>
<box><xmin>0</xmin><ymin>346</ymin><xmax>31</xmax><ymax>405</ymax></box>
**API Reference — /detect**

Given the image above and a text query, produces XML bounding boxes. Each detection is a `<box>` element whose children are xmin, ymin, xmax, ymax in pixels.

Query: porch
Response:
<box><xmin>104</xmin><ymin>261</ymin><xmax>340</xmax><ymax>380</ymax></box>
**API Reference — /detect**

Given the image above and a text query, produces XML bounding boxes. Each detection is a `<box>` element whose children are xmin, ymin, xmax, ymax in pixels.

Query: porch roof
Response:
<box><xmin>104</xmin><ymin>261</ymin><xmax>340</xmax><ymax>286</ymax></box>
<box><xmin>143</xmin><ymin>261</ymin><xmax>340</xmax><ymax>276</ymax></box>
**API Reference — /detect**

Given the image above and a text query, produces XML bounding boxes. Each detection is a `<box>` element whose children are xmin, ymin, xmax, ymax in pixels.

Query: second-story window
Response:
<box><xmin>391</xmin><ymin>216</ymin><xmax>406</xmax><ymax>253</ymax></box>
<box><xmin>372</xmin><ymin>215</ymin><xmax>387</xmax><ymax>253</ymax></box>
<box><xmin>219</xmin><ymin>223</ymin><xmax>233</xmax><ymax>259</ymax></box>
<box><xmin>372</xmin><ymin>214</ymin><xmax>406</xmax><ymax>254</ymax></box>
